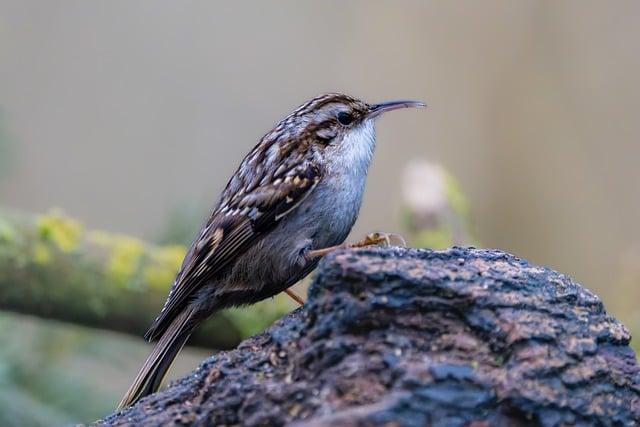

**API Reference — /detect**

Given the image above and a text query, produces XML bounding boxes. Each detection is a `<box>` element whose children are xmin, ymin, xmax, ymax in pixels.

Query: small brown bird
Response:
<box><xmin>118</xmin><ymin>93</ymin><xmax>425</xmax><ymax>409</ymax></box>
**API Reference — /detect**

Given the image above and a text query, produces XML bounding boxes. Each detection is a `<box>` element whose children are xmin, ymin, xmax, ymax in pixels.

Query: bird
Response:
<box><xmin>118</xmin><ymin>93</ymin><xmax>425</xmax><ymax>409</ymax></box>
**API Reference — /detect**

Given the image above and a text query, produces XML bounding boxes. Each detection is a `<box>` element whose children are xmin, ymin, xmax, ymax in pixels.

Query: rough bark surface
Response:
<box><xmin>98</xmin><ymin>247</ymin><xmax>640</xmax><ymax>426</ymax></box>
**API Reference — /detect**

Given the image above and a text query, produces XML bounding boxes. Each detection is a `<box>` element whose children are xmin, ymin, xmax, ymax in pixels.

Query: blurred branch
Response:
<box><xmin>0</xmin><ymin>208</ymin><xmax>295</xmax><ymax>349</ymax></box>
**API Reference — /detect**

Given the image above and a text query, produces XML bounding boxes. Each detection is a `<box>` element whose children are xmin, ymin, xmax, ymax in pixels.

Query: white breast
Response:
<box><xmin>333</xmin><ymin>119</ymin><xmax>376</xmax><ymax>179</ymax></box>
<box><xmin>309</xmin><ymin>119</ymin><xmax>377</xmax><ymax>247</ymax></box>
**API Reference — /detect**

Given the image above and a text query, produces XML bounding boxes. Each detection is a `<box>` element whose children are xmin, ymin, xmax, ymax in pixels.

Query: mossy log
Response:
<box><xmin>0</xmin><ymin>209</ymin><xmax>293</xmax><ymax>349</ymax></box>
<box><xmin>100</xmin><ymin>247</ymin><xmax>640</xmax><ymax>426</ymax></box>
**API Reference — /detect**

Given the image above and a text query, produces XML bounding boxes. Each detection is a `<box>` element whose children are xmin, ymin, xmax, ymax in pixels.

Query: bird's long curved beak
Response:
<box><xmin>368</xmin><ymin>100</ymin><xmax>426</xmax><ymax>118</ymax></box>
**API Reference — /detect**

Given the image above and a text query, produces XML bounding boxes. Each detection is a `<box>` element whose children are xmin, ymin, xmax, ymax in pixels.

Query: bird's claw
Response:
<box><xmin>307</xmin><ymin>232</ymin><xmax>407</xmax><ymax>259</ymax></box>
<box><xmin>353</xmin><ymin>232</ymin><xmax>407</xmax><ymax>248</ymax></box>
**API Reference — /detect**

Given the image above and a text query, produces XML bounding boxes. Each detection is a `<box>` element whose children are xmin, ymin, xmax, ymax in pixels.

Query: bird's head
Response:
<box><xmin>277</xmin><ymin>93</ymin><xmax>425</xmax><ymax>172</ymax></box>
<box><xmin>281</xmin><ymin>93</ymin><xmax>425</xmax><ymax>146</ymax></box>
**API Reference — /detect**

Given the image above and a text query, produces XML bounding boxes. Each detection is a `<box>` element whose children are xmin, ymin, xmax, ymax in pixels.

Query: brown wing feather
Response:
<box><xmin>145</xmin><ymin>159</ymin><xmax>321</xmax><ymax>341</ymax></box>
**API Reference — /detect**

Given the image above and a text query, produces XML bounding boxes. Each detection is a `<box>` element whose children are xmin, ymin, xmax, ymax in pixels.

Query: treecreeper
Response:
<box><xmin>118</xmin><ymin>93</ymin><xmax>425</xmax><ymax>409</ymax></box>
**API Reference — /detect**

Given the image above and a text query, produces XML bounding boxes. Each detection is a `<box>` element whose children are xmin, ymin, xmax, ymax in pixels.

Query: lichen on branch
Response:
<box><xmin>0</xmin><ymin>208</ymin><xmax>295</xmax><ymax>349</ymax></box>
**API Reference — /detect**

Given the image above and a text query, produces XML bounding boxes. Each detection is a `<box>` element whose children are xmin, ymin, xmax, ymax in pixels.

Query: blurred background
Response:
<box><xmin>1</xmin><ymin>1</ymin><xmax>639</xmax><ymax>425</ymax></box>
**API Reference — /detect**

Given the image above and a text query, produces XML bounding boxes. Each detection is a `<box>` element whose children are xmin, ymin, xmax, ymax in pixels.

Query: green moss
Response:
<box><xmin>106</xmin><ymin>236</ymin><xmax>145</xmax><ymax>287</ymax></box>
<box><xmin>36</xmin><ymin>209</ymin><xmax>83</xmax><ymax>253</ymax></box>
<box><xmin>143</xmin><ymin>245</ymin><xmax>186</xmax><ymax>291</ymax></box>
<box><xmin>0</xmin><ymin>208</ymin><xmax>301</xmax><ymax>346</ymax></box>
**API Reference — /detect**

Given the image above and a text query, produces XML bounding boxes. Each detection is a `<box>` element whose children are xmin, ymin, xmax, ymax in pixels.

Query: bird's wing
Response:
<box><xmin>145</xmin><ymin>159</ymin><xmax>321</xmax><ymax>341</ymax></box>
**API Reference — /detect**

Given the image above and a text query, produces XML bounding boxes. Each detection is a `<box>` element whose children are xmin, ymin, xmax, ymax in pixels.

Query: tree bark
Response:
<box><xmin>98</xmin><ymin>247</ymin><xmax>640</xmax><ymax>426</ymax></box>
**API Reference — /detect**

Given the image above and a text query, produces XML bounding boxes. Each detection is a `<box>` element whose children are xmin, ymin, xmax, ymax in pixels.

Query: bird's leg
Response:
<box><xmin>284</xmin><ymin>288</ymin><xmax>305</xmax><ymax>305</ymax></box>
<box><xmin>284</xmin><ymin>233</ymin><xmax>406</xmax><ymax>305</ymax></box>
<box><xmin>306</xmin><ymin>232</ymin><xmax>406</xmax><ymax>259</ymax></box>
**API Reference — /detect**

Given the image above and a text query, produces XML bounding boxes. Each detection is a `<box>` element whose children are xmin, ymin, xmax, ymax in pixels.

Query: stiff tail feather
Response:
<box><xmin>118</xmin><ymin>308</ymin><xmax>195</xmax><ymax>410</ymax></box>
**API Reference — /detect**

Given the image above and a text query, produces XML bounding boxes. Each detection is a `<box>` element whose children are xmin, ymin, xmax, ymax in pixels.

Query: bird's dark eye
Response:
<box><xmin>337</xmin><ymin>111</ymin><xmax>354</xmax><ymax>126</ymax></box>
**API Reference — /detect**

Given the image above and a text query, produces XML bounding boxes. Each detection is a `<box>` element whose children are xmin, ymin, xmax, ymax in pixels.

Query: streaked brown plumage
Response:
<box><xmin>118</xmin><ymin>93</ymin><xmax>425</xmax><ymax>409</ymax></box>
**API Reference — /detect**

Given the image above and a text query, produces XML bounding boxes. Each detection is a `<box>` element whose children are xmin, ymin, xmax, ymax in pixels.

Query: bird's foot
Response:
<box><xmin>350</xmin><ymin>231</ymin><xmax>407</xmax><ymax>248</ymax></box>
<box><xmin>307</xmin><ymin>231</ymin><xmax>406</xmax><ymax>258</ymax></box>
<box><xmin>286</xmin><ymin>233</ymin><xmax>406</xmax><ymax>305</ymax></box>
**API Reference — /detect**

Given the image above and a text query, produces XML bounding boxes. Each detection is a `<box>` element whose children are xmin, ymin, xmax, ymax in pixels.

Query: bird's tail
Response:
<box><xmin>117</xmin><ymin>308</ymin><xmax>195</xmax><ymax>410</ymax></box>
